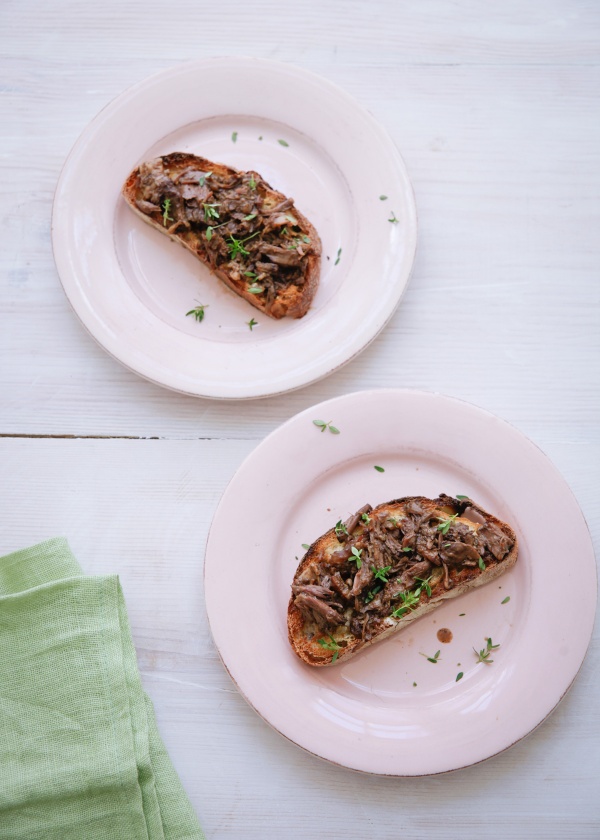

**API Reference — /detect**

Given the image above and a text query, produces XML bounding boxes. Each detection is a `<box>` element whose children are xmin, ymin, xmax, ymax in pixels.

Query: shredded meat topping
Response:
<box><xmin>134</xmin><ymin>157</ymin><xmax>318</xmax><ymax>312</ymax></box>
<box><xmin>292</xmin><ymin>495</ymin><xmax>515</xmax><ymax>639</ymax></box>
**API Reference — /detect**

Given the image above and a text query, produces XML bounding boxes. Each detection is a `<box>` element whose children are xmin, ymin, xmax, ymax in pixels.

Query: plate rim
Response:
<box><xmin>51</xmin><ymin>57</ymin><xmax>418</xmax><ymax>400</ymax></box>
<box><xmin>204</xmin><ymin>388</ymin><xmax>597</xmax><ymax>774</ymax></box>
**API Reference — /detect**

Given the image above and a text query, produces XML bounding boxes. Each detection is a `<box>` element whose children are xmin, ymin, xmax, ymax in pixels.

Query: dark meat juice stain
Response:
<box><xmin>437</xmin><ymin>628</ymin><xmax>453</xmax><ymax>644</ymax></box>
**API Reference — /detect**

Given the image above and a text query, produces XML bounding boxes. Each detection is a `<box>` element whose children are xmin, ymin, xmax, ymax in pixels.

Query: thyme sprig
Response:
<box><xmin>349</xmin><ymin>546</ymin><xmax>363</xmax><ymax>569</ymax></box>
<box><xmin>334</xmin><ymin>520</ymin><xmax>349</xmax><ymax>538</ymax></box>
<box><xmin>391</xmin><ymin>588</ymin><xmax>421</xmax><ymax>618</ymax></box>
<box><xmin>372</xmin><ymin>565</ymin><xmax>391</xmax><ymax>583</ymax></box>
<box><xmin>473</xmin><ymin>637</ymin><xmax>500</xmax><ymax>664</ymax></box>
<box><xmin>227</xmin><ymin>231</ymin><xmax>260</xmax><ymax>260</ymax></box>
<box><xmin>414</xmin><ymin>575</ymin><xmax>433</xmax><ymax>597</ymax></box>
<box><xmin>203</xmin><ymin>203</ymin><xmax>220</xmax><ymax>221</ymax></box>
<box><xmin>185</xmin><ymin>304</ymin><xmax>208</xmax><ymax>322</ymax></box>
<box><xmin>317</xmin><ymin>634</ymin><xmax>341</xmax><ymax>664</ymax></box>
<box><xmin>421</xmin><ymin>650</ymin><xmax>441</xmax><ymax>664</ymax></box>
<box><xmin>312</xmin><ymin>419</ymin><xmax>340</xmax><ymax>434</ymax></box>
<box><xmin>162</xmin><ymin>198</ymin><xmax>173</xmax><ymax>226</ymax></box>
<box><xmin>437</xmin><ymin>513</ymin><xmax>458</xmax><ymax>535</ymax></box>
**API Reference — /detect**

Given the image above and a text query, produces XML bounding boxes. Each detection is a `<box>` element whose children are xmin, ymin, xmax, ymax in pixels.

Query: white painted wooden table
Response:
<box><xmin>1</xmin><ymin>2</ymin><xmax>599</xmax><ymax>837</ymax></box>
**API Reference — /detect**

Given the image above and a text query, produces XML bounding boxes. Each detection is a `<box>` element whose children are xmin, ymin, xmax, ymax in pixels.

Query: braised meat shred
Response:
<box><xmin>292</xmin><ymin>494</ymin><xmax>515</xmax><ymax>642</ymax></box>
<box><xmin>134</xmin><ymin>158</ymin><xmax>316</xmax><ymax>306</ymax></box>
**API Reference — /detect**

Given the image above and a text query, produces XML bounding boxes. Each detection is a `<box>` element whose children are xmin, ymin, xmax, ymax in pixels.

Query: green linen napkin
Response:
<box><xmin>0</xmin><ymin>538</ymin><xmax>204</xmax><ymax>840</ymax></box>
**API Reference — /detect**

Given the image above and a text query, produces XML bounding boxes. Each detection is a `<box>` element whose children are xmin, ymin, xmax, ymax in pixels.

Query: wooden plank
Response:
<box><xmin>1</xmin><ymin>61</ymin><xmax>599</xmax><ymax>438</ymax></box>
<box><xmin>0</xmin><ymin>438</ymin><xmax>597</xmax><ymax>839</ymax></box>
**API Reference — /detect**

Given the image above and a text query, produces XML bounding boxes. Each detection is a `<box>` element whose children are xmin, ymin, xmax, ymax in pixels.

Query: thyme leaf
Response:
<box><xmin>334</xmin><ymin>520</ymin><xmax>349</xmax><ymax>538</ymax></box>
<box><xmin>185</xmin><ymin>305</ymin><xmax>208</xmax><ymax>323</ymax></box>
<box><xmin>247</xmin><ymin>283</ymin><xmax>264</xmax><ymax>294</ymax></box>
<box><xmin>373</xmin><ymin>565</ymin><xmax>391</xmax><ymax>583</ymax></box>
<box><xmin>473</xmin><ymin>637</ymin><xmax>500</xmax><ymax>664</ymax></box>
<box><xmin>162</xmin><ymin>198</ymin><xmax>173</xmax><ymax>226</ymax></box>
<box><xmin>421</xmin><ymin>650</ymin><xmax>441</xmax><ymax>664</ymax></box>
<box><xmin>317</xmin><ymin>633</ymin><xmax>341</xmax><ymax>663</ymax></box>
<box><xmin>437</xmin><ymin>513</ymin><xmax>458</xmax><ymax>535</ymax></box>
<box><xmin>312</xmin><ymin>420</ymin><xmax>340</xmax><ymax>435</ymax></box>
<box><xmin>349</xmin><ymin>546</ymin><xmax>363</xmax><ymax>569</ymax></box>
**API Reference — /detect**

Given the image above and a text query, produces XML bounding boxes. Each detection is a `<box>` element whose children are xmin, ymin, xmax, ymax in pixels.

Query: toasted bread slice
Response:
<box><xmin>288</xmin><ymin>494</ymin><xmax>518</xmax><ymax>666</ymax></box>
<box><xmin>122</xmin><ymin>153</ymin><xmax>321</xmax><ymax>319</ymax></box>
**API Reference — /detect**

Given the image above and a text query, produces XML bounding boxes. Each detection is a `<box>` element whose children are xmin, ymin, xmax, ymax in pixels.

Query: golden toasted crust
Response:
<box><xmin>122</xmin><ymin>152</ymin><xmax>321</xmax><ymax>319</ymax></box>
<box><xmin>287</xmin><ymin>495</ymin><xmax>518</xmax><ymax>666</ymax></box>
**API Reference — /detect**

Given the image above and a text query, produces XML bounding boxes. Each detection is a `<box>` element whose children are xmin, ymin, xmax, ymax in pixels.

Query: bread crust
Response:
<box><xmin>287</xmin><ymin>495</ymin><xmax>518</xmax><ymax>666</ymax></box>
<box><xmin>122</xmin><ymin>153</ymin><xmax>321</xmax><ymax>319</ymax></box>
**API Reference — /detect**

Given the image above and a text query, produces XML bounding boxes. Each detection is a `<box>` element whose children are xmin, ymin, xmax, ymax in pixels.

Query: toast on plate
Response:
<box><xmin>288</xmin><ymin>494</ymin><xmax>518</xmax><ymax>666</ymax></box>
<box><xmin>122</xmin><ymin>153</ymin><xmax>321</xmax><ymax>319</ymax></box>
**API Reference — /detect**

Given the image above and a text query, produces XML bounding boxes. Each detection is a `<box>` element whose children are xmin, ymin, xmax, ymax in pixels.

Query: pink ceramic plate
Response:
<box><xmin>205</xmin><ymin>390</ymin><xmax>596</xmax><ymax>775</ymax></box>
<box><xmin>52</xmin><ymin>58</ymin><xmax>417</xmax><ymax>399</ymax></box>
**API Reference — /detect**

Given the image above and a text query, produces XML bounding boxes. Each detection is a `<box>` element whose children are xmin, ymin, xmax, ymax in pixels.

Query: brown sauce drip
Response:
<box><xmin>437</xmin><ymin>627</ymin><xmax>453</xmax><ymax>644</ymax></box>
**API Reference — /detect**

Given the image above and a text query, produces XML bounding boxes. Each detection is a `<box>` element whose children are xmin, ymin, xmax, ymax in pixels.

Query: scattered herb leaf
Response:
<box><xmin>243</xmin><ymin>212</ymin><xmax>257</xmax><ymax>221</ymax></box>
<box><xmin>374</xmin><ymin>465</ymin><xmax>385</xmax><ymax>473</ymax></box>
<box><xmin>421</xmin><ymin>650</ymin><xmax>441</xmax><ymax>664</ymax></box>
<box><xmin>247</xmin><ymin>318</ymin><xmax>258</xmax><ymax>331</ymax></box>
<box><xmin>478</xmin><ymin>557</ymin><xmax>486</xmax><ymax>571</ymax></box>
<box><xmin>373</xmin><ymin>565</ymin><xmax>391</xmax><ymax>583</ymax></box>
<box><xmin>501</xmin><ymin>596</ymin><xmax>510</xmax><ymax>604</ymax></box>
<box><xmin>379</xmin><ymin>195</ymin><xmax>388</xmax><ymax>201</ymax></box>
<box><xmin>361</xmin><ymin>512</ymin><xmax>371</xmax><ymax>524</ymax></box>
<box><xmin>391</xmin><ymin>588</ymin><xmax>421</xmax><ymax>617</ymax></box>
<box><xmin>388</xmin><ymin>212</ymin><xmax>399</xmax><ymax>224</ymax></box>
<box><xmin>247</xmin><ymin>283</ymin><xmax>265</xmax><ymax>294</ymax></box>
<box><xmin>205</xmin><ymin>226</ymin><xmax>214</xmax><ymax>241</ymax></box>
<box><xmin>474</xmin><ymin>637</ymin><xmax>500</xmax><ymax>664</ymax></box>
<box><xmin>456</xmin><ymin>672</ymin><xmax>464</xmax><ymax>682</ymax></box>
<box><xmin>437</xmin><ymin>513</ymin><xmax>458</xmax><ymax>535</ymax></box>
<box><xmin>414</xmin><ymin>575</ymin><xmax>433</xmax><ymax>597</ymax></box>
<box><xmin>312</xmin><ymin>419</ymin><xmax>340</xmax><ymax>435</ymax></box>
<box><xmin>302</xmin><ymin>543</ymin><xmax>310</xmax><ymax>550</ymax></box>
<box><xmin>248</xmin><ymin>175</ymin><xmax>257</xmax><ymax>190</ymax></box>
<box><xmin>186</xmin><ymin>305</ymin><xmax>208</xmax><ymax>323</ymax></box>
<box><xmin>231</xmin><ymin>131</ymin><xmax>238</xmax><ymax>143</ymax></box>
<box><xmin>456</xmin><ymin>494</ymin><xmax>469</xmax><ymax>500</ymax></box>
<box><xmin>334</xmin><ymin>247</ymin><xmax>342</xmax><ymax>265</ymax></box>
<box><xmin>349</xmin><ymin>546</ymin><xmax>363</xmax><ymax>569</ymax></box>
<box><xmin>364</xmin><ymin>584</ymin><xmax>382</xmax><ymax>604</ymax></box>
<box><xmin>227</xmin><ymin>231</ymin><xmax>260</xmax><ymax>260</ymax></box>
<box><xmin>162</xmin><ymin>198</ymin><xmax>173</xmax><ymax>226</ymax></box>
<box><xmin>203</xmin><ymin>203</ymin><xmax>220</xmax><ymax>221</ymax></box>
<box><xmin>317</xmin><ymin>633</ymin><xmax>341</xmax><ymax>663</ymax></box>
<box><xmin>198</xmin><ymin>171</ymin><xmax>212</xmax><ymax>187</ymax></box>
<box><xmin>301</xmin><ymin>235</ymin><xmax>311</xmax><ymax>244</ymax></box>
<box><xmin>334</xmin><ymin>520</ymin><xmax>349</xmax><ymax>538</ymax></box>
<box><xmin>278</xmin><ymin>139</ymin><xmax>289</xmax><ymax>147</ymax></box>
<box><xmin>244</xmin><ymin>270</ymin><xmax>258</xmax><ymax>278</ymax></box>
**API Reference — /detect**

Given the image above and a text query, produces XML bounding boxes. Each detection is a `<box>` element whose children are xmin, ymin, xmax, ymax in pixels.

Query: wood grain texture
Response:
<box><xmin>0</xmin><ymin>1</ymin><xmax>599</xmax><ymax>837</ymax></box>
<box><xmin>0</xmin><ymin>438</ymin><xmax>597</xmax><ymax>839</ymax></box>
